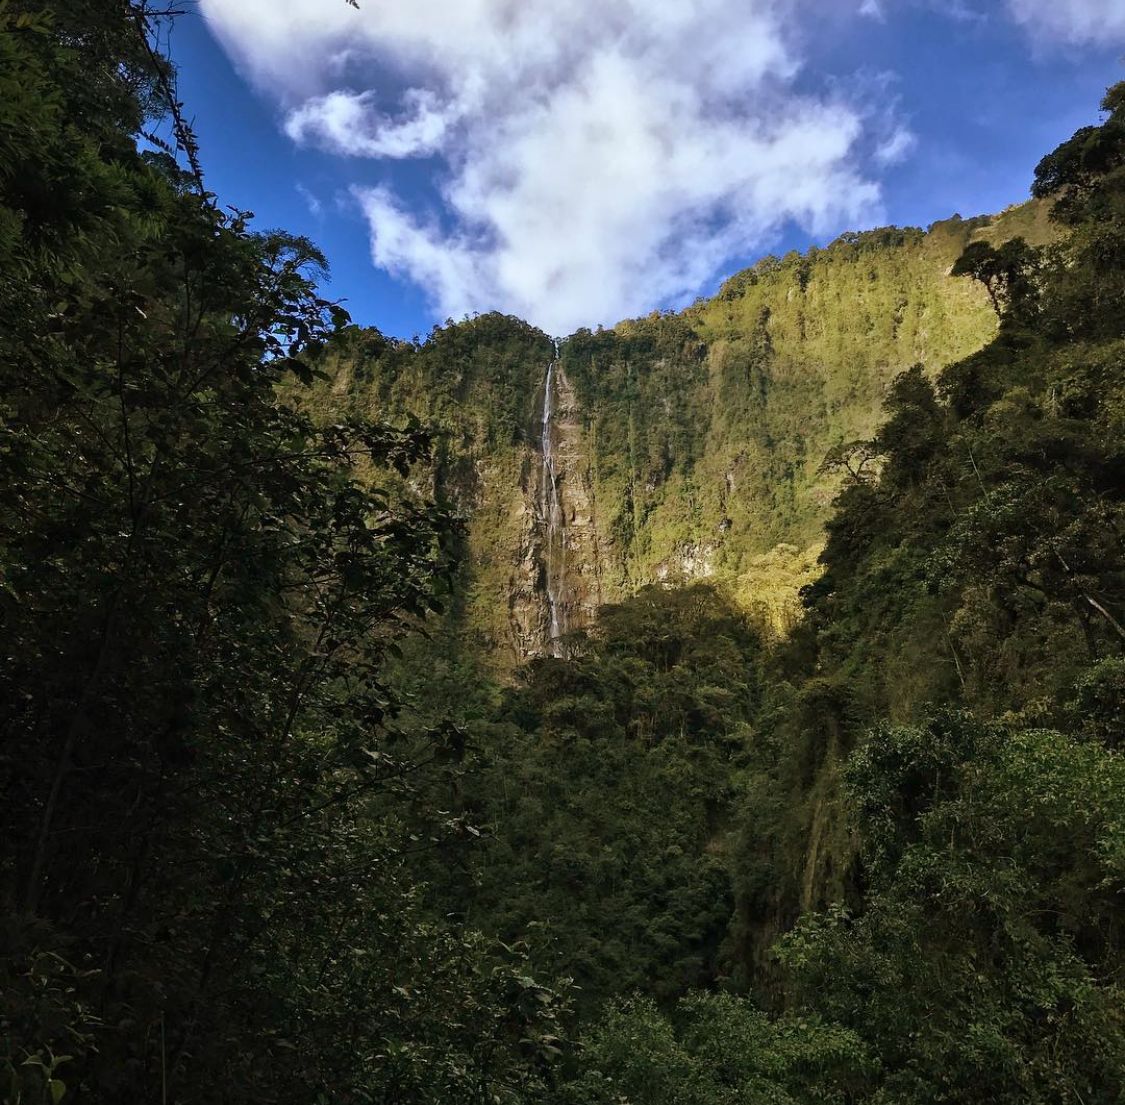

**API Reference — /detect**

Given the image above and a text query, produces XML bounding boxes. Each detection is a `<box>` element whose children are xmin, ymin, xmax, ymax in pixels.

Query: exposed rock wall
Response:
<box><xmin>508</xmin><ymin>360</ymin><xmax>605</xmax><ymax>657</ymax></box>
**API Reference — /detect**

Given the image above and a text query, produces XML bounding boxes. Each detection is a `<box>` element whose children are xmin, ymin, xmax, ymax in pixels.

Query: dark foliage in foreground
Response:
<box><xmin>1</xmin><ymin>5</ymin><xmax>566</xmax><ymax>1102</ymax></box>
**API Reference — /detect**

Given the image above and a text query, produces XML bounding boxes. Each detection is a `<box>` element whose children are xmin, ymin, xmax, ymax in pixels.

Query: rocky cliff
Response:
<box><xmin>308</xmin><ymin>201</ymin><xmax>1054</xmax><ymax>662</ymax></box>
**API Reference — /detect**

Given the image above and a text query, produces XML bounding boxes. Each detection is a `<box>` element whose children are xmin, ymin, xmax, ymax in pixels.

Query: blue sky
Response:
<box><xmin>169</xmin><ymin>0</ymin><xmax>1123</xmax><ymax>339</ymax></box>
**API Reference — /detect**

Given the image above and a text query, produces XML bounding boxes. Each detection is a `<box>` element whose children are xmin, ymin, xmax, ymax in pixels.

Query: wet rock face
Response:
<box><xmin>505</xmin><ymin>486</ymin><xmax>549</xmax><ymax>658</ymax></box>
<box><xmin>547</xmin><ymin>361</ymin><xmax>605</xmax><ymax>652</ymax></box>
<box><xmin>507</xmin><ymin>359</ymin><xmax>605</xmax><ymax>659</ymax></box>
<box><xmin>541</xmin><ymin>360</ymin><xmax>566</xmax><ymax>653</ymax></box>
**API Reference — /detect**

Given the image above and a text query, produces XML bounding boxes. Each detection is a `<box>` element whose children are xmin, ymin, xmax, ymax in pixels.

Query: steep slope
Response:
<box><xmin>313</xmin><ymin>201</ymin><xmax>1053</xmax><ymax>661</ymax></box>
<box><xmin>564</xmin><ymin>204</ymin><xmax>1054</xmax><ymax>619</ymax></box>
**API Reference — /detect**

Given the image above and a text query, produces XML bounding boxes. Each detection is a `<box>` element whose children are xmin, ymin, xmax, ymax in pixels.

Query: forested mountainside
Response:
<box><xmin>3</xmin><ymin>4</ymin><xmax>1125</xmax><ymax>1105</ymax></box>
<box><xmin>310</xmin><ymin>200</ymin><xmax>1053</xmax><ymax>659</ymax></box>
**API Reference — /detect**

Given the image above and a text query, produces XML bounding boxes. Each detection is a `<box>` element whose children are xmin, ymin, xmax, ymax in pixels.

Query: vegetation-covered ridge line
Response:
<box><xmin>312</xmin><ymin>197</ymin><xmax>1052</xmax><ymax>660</ymax></box>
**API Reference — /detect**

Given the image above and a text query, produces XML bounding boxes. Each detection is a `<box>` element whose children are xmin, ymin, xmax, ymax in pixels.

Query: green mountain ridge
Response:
<box><xmin>310</xmin><ymin>199</ymin><xmax>1055</xmax><ymax>659</ymax></box>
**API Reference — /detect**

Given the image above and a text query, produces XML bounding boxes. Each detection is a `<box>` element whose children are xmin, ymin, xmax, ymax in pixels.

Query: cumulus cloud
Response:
<box><xmin>201</xmin><ymin>0</ymin><xmax>896</xmax><ymax>334</ymax></box>
<box><xmin>1005</xmin><ymin>0</ymin><xmax>1125</xmax><ymax>45</ymax></box>
<box><xmin>285</xmin><ymin>89</ymin><xmax>454</xmax><ymax>158</ymax></box>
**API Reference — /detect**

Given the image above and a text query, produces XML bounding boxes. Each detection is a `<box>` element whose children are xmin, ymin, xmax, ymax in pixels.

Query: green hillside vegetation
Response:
<box><xmin>3</xmin><ymin>3</ymin><xmax>1124</xmax><ymax>1103</ymax></box>
<box><xmin>454</xmin><ymin>585</ymin><xmax>763</xmax><ymax>1011</ymax></box>
<box><xmin>311</xmin><ymin>198</ymin><xmax>1054</xmax><ymax>656</ymax></box>
<box><xmin>571</xmin><ymin>83</ymin><xmax>1125</xmax><ymax>1103</ymax></box>
<box><xmin>572</xmin><ymin>202</ymin><xmax>1055</xmax><ymax>572</ymax></box>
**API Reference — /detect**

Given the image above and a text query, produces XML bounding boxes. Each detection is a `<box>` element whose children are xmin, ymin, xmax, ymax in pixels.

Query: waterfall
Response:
<box><xmin>541</xmin><ymin>345</ymin><xmax>566</xmax><ymax>655</ymax></box>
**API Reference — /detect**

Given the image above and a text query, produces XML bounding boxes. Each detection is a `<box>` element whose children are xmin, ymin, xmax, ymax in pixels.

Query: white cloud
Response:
<box><xmin>1005</xmin><ymin>0</ymin><xmax>1125</xmax><ymax>45</ymax></box>
<box><xmin>201</xmin><ymin>0</ymin><xmax>895</xmax><ymax>334</ymax></box>
<box><xmin>285</xmin><ymin>89</ymin><xmax>454</xmax><ymax>158</ymax></box>
<box><xmin>875</xmin><ymin>127</ymin><xmax>917</xmax><ymax>165</ymax></box>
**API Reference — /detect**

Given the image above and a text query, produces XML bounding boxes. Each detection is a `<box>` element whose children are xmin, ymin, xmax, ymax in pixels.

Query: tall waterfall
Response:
<box><xmin>540</xmin><ymin>346</ymin><xmax>566</xmax><ymax>655</ymax></box>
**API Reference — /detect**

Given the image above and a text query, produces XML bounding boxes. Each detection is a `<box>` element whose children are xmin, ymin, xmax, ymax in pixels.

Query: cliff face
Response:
<box><xmin>456</xmin><ymin>354</ymin><xmax>606</xmax><ymax>658</ymax></box>
<box><xmin>309</xmin><ymin>202</ymin><xmax>1054</xmax><ymax>662</ymax></box>
<box><xmin>534</xmin><ymin>360</ymin><xmax>604</xmax><ymax>655</ymax></box>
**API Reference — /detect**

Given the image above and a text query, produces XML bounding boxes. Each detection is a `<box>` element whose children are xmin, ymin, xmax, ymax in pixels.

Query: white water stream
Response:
<box><xmin>541</xmin><ymin>345</ymin><xmax>566</xmax><ymax>655</ymax></box>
